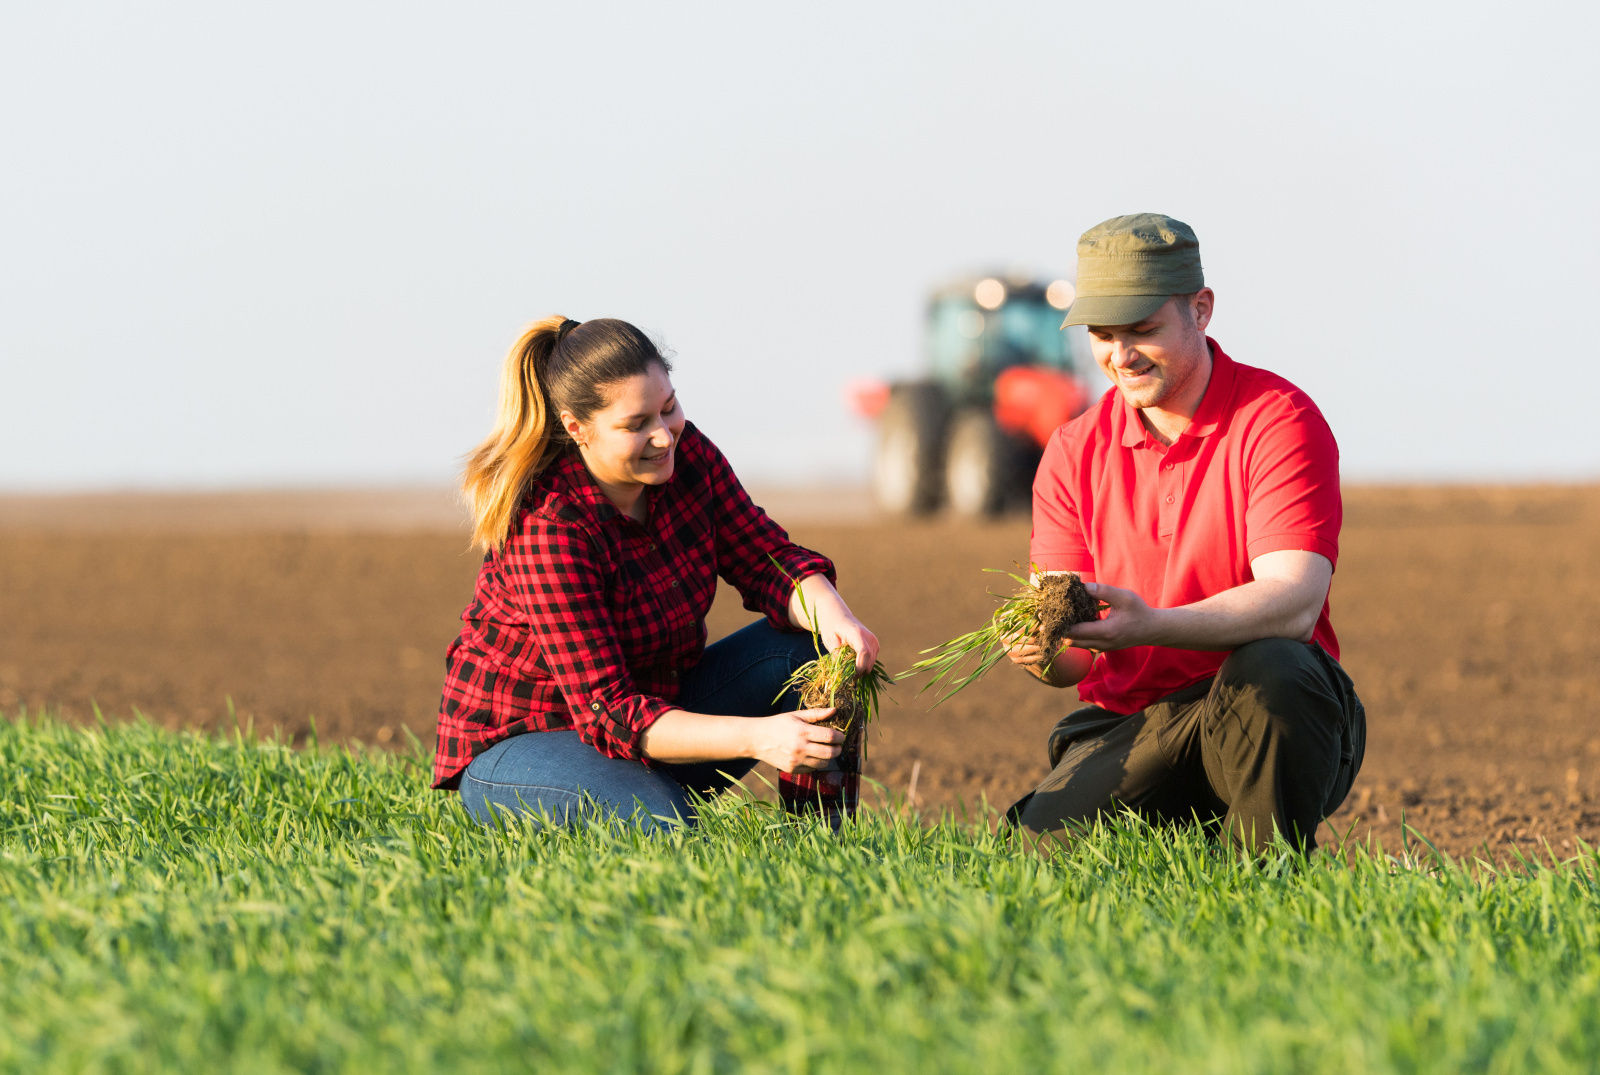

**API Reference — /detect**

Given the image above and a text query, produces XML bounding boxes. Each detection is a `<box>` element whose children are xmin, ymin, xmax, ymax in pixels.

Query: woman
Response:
<box><xmin>432</xmin><ymin>316</ymin><xmax>879</xmax><ymax>831</ymax></box>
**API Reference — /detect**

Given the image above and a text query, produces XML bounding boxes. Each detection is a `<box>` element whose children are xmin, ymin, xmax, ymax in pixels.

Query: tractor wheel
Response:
<box><xmin>872</xmin><ymin>385</ymin><xmax>947</xmax><ymax>516</ymax></box>
<box><xmin>945</xmin><ymin>409</ymin><xmax>1013</xmax><ymax>518</ymax></box>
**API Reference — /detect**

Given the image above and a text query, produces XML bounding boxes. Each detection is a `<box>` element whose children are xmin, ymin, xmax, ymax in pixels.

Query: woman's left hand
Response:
<box><xmin>793</xmin><ymin>575</ymin><xmax>881</xmax><ymax>672</ymax></box>
<box><xmin>820</xmin><ymin>608</ymin><xmax>880</xmax><ymax>672</ymax></box>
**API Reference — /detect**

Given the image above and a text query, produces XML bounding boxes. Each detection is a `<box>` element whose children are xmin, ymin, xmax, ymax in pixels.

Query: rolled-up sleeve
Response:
<box><xmin>698</xmin><ymin>438</ymin><xmax>835</xmax><ymax>628</ymax></box>
<box><xmin>501</xmin><ymin>515</ymin><xmax>676</xmax><ymax>761</ymax></box>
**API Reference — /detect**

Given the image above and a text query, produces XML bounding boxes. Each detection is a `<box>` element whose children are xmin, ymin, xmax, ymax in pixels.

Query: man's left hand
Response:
<box><xmin>1062</xmin><ymin>551</ymin><xmax>1332</xmax><ymax>654</ymax></box>
<box><xmin>1062</xmin><ymin>581</ymin><xmax>1160</xmax><ymax>652</ymax></box>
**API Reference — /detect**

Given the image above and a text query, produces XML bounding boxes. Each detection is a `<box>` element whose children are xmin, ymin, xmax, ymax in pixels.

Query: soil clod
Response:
<box><xmin>1032</xmin><ymin>572</ymin><xmax>1099</xmax><ymax>661</ymax></box>
<box><xmin>902</xmin><ymin>567</ymin><xmax>1102</xmax><ymax>701</ymax></box>
<box><xmin>786</xmin><ymin>643</ymin><xmax>892</xmax><ymax>771</ymax></box>
<box><xmin>799</xmin><ymin>645</ymin><xmax>868</xmax><ymax>767</ymax></box>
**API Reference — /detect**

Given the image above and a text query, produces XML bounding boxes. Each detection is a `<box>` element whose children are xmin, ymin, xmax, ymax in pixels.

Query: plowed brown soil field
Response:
<box><xmin>3</xmin><ymin>484</ymin><xmax>1597</xmax><ymax>861</ymax></box>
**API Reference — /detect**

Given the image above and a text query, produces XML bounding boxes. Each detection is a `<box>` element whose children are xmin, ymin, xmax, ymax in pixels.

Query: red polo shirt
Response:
<box><xmin>1030</xmin><ymin>340</ymin><xmax>1341</xmax><ymax>715</ymax></box>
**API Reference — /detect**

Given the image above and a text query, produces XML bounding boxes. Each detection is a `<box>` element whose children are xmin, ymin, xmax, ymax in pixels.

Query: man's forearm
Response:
<box><xmin>1150</xmin><ymin>578</ymin><xmax>1320</xmax><ymax>651</ymax></box>
<box><xmin>1071</xmin><ymin>551</ymin><xmax>1331</xmax><ymax>654</ymax></box>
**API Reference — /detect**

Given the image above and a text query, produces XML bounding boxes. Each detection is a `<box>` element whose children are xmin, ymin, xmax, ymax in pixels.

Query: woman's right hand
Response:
<box><xmin>749</xmin><ymin>708</ymin><xmax>843</xmax><ymax>773</ymax></box>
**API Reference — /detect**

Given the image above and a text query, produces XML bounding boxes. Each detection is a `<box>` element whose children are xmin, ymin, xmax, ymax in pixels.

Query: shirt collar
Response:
<box><xmin>1118</xmin><ymin>407</ymin><xmax>1151</xmax><ymax>448</ymax></box>
<box><xmin>548</xmin><ymin>449</ymin><xmax>620</xmax><ymax>519</ymax></box>
<box><xmin>1115</xmin><ymin>337</ymin><xmax>1235</xmax><ymax>447</ymax></box>
<box><xmin>1182</xmin><ymin>339</ymin><xmax>1235</xmax><ymax>441</ymax></box>
<box><xmin>547</xmin><ymin>446</ymin><xmax>668</xmax><ymax>524</ymax></box>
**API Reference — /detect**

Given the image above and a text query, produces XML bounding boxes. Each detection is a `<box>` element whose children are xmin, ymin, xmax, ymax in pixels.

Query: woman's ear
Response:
<box><xmin>560</xmin><ymin>411</ymin><xmax>585</xmax><ymax>448</ymax></box>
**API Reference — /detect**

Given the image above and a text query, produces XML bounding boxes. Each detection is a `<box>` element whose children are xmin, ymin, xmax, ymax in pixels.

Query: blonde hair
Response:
<box><xmin>461</xmin><ymin>316</ymin><xmax>668</xmax><ymax>552</ymax></box>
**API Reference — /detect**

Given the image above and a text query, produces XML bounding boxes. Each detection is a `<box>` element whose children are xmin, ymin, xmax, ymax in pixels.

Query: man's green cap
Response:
<box><xmin>1060</xmin><ymin>213</ymin><xmax>1205</xmax><ymax>328</ymax></box>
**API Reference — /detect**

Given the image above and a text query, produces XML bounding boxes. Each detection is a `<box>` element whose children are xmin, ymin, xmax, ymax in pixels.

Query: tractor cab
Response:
<box><xmin>925</xmin><ymin>277</ymin><xmax>1088</xmax><ymax>406</ymax></box>
<box><xmin>855</xmin><ymin>274</ymin><xmax>1097</xmax><ymax>517</ymax></box>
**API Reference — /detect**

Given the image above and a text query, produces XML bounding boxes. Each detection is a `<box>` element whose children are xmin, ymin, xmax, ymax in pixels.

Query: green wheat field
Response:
<box><xmin>3</xmin><ymin>714</ymin><xmax>1597</xmax><ymax>1073</ymax></box>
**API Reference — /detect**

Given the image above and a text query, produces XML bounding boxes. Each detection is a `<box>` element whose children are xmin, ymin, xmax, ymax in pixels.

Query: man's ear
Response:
<box><xmin>1191</xmin><ymin>288</ymin><xmax>1215</xmax><ymax>331</ymax></box>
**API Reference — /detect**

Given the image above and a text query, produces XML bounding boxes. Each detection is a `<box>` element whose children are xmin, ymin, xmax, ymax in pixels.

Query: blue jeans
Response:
<box><xmin>459</xmin><ymin>620</ymin><xmax>817</xmax><ymax>832</ymax></box>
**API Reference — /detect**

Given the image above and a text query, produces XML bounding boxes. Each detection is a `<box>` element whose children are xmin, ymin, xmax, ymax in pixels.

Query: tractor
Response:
<box><xmin>849</xmin><ymin>274</ymin><xmax>1097</xmax><ymax>517</ymax></box>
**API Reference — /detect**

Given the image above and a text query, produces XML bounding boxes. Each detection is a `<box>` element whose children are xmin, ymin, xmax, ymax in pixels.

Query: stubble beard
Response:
<box><xmin>1118</xmin><ymin>371</ymin><xmax>1169</xmax><ymax>411</ymax></box>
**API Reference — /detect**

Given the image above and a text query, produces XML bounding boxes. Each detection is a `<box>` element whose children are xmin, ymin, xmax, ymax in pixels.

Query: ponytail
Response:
<box><xmin>461</xmin><ymin>315</ymin><xmax>670</xmax><ymax>552</ymax></box>
<box><xmin>462</xmin><ymin>315</ymin><xmax>569</xmax><ymax>552</ymax></box>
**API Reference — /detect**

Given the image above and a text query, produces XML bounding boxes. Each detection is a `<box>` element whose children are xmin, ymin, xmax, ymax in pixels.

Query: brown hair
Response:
<box><xmin>461</xmin><ymin>316</ymin><xmax>670</xmax><ymax>552</ymax></box>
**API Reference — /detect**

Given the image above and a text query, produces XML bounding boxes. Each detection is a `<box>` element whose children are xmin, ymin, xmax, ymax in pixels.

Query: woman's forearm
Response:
<box><xmin>788</xmin><ymin>572</ymin><xmax>846</xmax><ymax>633</ymax></box>
<box><xmin>638</xmin><ymin>710</ymin><xmax>757</xmax><ymax>764</ymax></box>
<box><xmin>639</xmin><ymin>708</ymin><xmax>842</xmax><ymax>774</ymax></box>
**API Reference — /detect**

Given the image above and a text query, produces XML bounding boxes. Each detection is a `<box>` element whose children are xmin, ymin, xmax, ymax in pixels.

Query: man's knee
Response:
<box><xmin>1217</xmin><ymin>637</ymin><xmax>1318</xmax><ymax>692</ymax></box>
<box><xmin>1211</xmin><ymin>638</ymin><xmax>1348</xmax><ymax>726</ymax></box>
<box><xmin>1205</xmin><ymin>638</ymin><xmax>1359</xmax><ymax>824</ymax></box>
<box><xmin>1206</xmin><ymin>638</ymin><xmax>1353</xmax><ymax>766</ymax></box>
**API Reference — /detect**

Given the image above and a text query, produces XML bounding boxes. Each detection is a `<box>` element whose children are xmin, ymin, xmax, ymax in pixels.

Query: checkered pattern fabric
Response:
<box><xmin>432</xmin><ymin>422</ymin><xmax>836</xmax><ymax>790</ymax></box>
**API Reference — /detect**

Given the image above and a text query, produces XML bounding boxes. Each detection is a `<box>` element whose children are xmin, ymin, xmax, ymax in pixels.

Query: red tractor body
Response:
<box><xmin>853</xmin><ymin>274</ymin><xmax>1097</xmax><ymax>516</ymax></box>
<box><xmin>993</xmin><ymin>365</ymin><xmax>1088</xmax><ymax>447</ymax></box>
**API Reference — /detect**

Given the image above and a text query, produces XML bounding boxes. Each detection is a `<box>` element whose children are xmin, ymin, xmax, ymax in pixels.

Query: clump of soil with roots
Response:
<box><xmin>902</xmin><ymin>568</ymin><xmax>1101</xmax><ymax>702</ymax></box>
<box><xmin>770</xmin><ymin>558</ymin><xmax>894</xmax><ymax>772</ymax></box>
<box><xmin>1030</xmin><ymin>572</ymin><xmax>1100</xmax><ymax>671</ymax></box>
<box><xmin>785</xmin><ymin>644</ymin><xmax>892</xmax><ymax>770</ymax></box>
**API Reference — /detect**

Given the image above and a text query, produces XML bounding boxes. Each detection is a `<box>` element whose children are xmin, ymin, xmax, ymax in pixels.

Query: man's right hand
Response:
<box><xmin>749</xmin><ymin>709</ymin><xmax>844</xmax><ymax>773</ymax></box>
<box><xmin>1006</xmin><ymin>638</ymin><xmax>1094</xmax><ymax>688</ymax></box>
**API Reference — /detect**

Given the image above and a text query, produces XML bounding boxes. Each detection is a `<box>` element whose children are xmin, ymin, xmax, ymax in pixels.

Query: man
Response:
<box><xmin>1005</xmin><ymin>213</ymin><xmax>1365</xmax><ymax>854</ymax></box>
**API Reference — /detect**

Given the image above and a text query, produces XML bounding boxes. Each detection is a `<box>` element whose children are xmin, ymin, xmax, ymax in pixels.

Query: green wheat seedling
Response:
<box><xmin>780</xmin><ymin>643</ymin><xmax>894</xmax><ymax>726</ymax></box>
<box><xmin>901</xmin><ymin>567</ymin><xmax>1098</xmax><ymax>705</ymax></box>
<box><xmin>900</xmin><ymin>567</ymin><xmax>1037</xmax><ymax>704</ymax></box>
<box><xmin>775</xmin><ymin>563</ymin><xmax>894</xmax><ymax>752</ymax></box>
<box><xmin>4</xmin><ymin>714</ymin><xmax>1599</xmax><ymax>1073</ymax></box>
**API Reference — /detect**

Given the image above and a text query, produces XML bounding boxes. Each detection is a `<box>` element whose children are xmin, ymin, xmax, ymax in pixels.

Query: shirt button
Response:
<box><xmin>1165</xmin><ymin>495</ymin><xmax>1175</xmax><ymax>504</ymax></box>
<box><xmin>590</xmin><ymin>702</ymin><xmax>601</xmax><ymax>711</ymax></box>
<box><xmin>1163</xmin><ymin>463</ymin><xmax>1174</xmax><ymax>471</ymax></box>
<box><xmin>669</xmin><ymin>579</ymin><xmax>679</xmax><ymax>588</ymax></box>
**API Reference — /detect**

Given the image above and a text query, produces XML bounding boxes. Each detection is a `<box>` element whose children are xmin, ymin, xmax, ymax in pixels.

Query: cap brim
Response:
<box><xmin>1060</xmin><ymin>293</ymin><xmax>1171</xmax><ymax>329</ymax></box>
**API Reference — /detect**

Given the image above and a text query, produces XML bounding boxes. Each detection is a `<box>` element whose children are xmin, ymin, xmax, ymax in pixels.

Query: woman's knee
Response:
<box><xmin>459</xmin><ymin>773</ymin><xmax>583</xmax><ymax>828</ymax></box>
<box><xmin>743</xmin><ymin>620</ymin><xmax>819</xmax><ymax>674</ymax></box>
<box><xmin>461</xmin><ymin>776</ymin><xmax>689</xmax><ymax>833</ymax></box>
<box><xmin>458</xmin><ymin>732</ymin><xmax>693</xmax><ymax>833</ymax></box>
<box><xmin>683</xmin><ymin>620</ymin><xmax>818</xmax><ymax>714</ymax></box>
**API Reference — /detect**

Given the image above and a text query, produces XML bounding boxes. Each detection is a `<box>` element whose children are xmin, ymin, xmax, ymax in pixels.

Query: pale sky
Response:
<box><xmin>3</xmin><ymin>1</ymin><xmax>1595</xmax><ymax>491</ymax></box>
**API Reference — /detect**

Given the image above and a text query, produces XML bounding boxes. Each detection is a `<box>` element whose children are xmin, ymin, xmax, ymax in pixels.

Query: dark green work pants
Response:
<box><xmin>1008</xmin><ymin>638</ymin><xmax>1366</xmax><ymax>853</ymax></box>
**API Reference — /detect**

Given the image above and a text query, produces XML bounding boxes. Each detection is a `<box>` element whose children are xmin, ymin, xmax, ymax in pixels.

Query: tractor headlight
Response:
<box><xmin>974</xmin><ymin>278</ymin><xmax>1007</xmax><ymax>310</ymax></box>
<box><xmin>1046</xmin><ymin>280</ymin><xmax>1075</xmax><ymax>309</ymax></box>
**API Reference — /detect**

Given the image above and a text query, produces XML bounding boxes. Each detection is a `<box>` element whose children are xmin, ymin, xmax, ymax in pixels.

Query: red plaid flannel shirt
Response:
<box><xmin>432</xmin><ymin>422</ymin><xmax>836</xmax><ymax>789</ymax></box>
